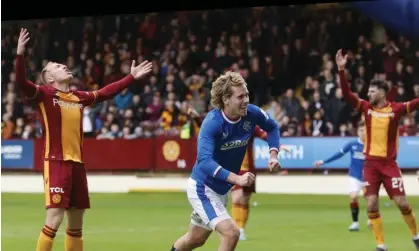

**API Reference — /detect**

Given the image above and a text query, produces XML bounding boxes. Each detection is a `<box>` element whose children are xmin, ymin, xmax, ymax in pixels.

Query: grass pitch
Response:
<box><xmin>2</xmin><ymin>192</ymin><xmax>417</xmax><ymax>251</ymax></box>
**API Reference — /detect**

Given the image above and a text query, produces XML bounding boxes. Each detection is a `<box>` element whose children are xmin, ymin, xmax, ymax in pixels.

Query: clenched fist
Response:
<box><xmin>269</xmin><ymin>157</ymin><xmax>281</xmax><ymax>173</ymax></box>
<box><xmin>236</xmin><ymin>172</ymin><xmax>256</xmax><ymax>187</ymax></box>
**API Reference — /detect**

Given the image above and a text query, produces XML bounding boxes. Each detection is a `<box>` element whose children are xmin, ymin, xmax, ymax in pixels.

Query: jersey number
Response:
<box><xmin>391</xmin><ymin>177</ymin><xmax>404</xmax><ymax>192</ymax></box>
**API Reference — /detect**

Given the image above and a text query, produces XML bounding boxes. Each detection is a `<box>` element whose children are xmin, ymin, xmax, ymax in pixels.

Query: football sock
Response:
<box><xmin>232</xmin><ymin>203</ymin><xmax>243</xmax><ymax>228</ymax></box>
<box><xmin>401</xmin><ymin>206</ymin><xmax>418</xmax><ymax>237</ymax></box>
<box><xmin>368</xmin><ymin>211</ymin><xmax>385</xmax><ymax>246</ymax></box>
<box><xmin>241</xmin><ymin>204</ymin><xmax>250</xmax><ymax>228</ymax></box>
<box><xmin>350</xmin><ymin>201</ymin><xmax>359</xmax><ymax>222</ymax></box>
<box><xmin>36</xmin><ymin>225</ymin><xmax>57</xmax><ymax>251</ymax></box>
<box><xmin>65</xmin><ymin>228</ymin><xmax>83</xmax><ymax>251</ymax></box>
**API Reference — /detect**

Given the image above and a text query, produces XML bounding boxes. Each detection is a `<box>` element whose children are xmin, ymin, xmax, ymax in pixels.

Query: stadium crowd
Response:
<box><xmin>2</xmin><ymin>6</ymin><xmax>419</xmax><ymax>140</ymax></box>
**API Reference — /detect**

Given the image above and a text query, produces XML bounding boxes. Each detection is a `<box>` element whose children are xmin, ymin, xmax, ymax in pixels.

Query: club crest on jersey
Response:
<box><xmin>242</xmin><ymin>121</ymin><xmax>252</xmax><ymax>132</ymax></box>
<box><xmin>222</xmin><ymin>132</ymin><xmax>228</xmax><ymax>139</ymax></box>
<box><xmin>220</xmin><ymin>137</ymin><xmax>250</xmax><ymax>150</ymax></box>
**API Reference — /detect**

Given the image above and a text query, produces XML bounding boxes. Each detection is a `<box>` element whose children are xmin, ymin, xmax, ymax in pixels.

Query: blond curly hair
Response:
<box><xmin>210</xmin><ymin>71</ymin><xmax>247</xmax><ymax>109</ymax></box>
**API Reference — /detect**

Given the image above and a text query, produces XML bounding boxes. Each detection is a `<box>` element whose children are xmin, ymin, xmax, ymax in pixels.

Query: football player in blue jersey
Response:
<box><xmin>314</xmin><ymin>123</ymin><xmax>366</xmax><ymax>232</ymax></box>
<box><xmin>170</xmin><ymin>71</ymin><xmax>281</xmax><ymax>251</ymax></box>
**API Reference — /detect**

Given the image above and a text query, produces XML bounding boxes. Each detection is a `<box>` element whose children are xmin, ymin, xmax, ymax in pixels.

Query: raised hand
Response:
<box><xmin>17</xmin><ymin>28</ymin><xmax>30</xmax><ymax>56</ymax></box>
<box><xmin>335</xmin><ymin>49</ymin><xmax>348</xmax><ymax>71</ymax></box>
<box><xmin>130</xmin><ymin>60</ymin><xmax>153</xmax><ymax>80</ymax></box>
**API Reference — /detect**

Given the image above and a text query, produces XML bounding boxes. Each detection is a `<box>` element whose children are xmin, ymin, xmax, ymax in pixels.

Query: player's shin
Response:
<box><xmin>65</xmin><ymin>229</ymin><xmax>83</xmax><ymax>251</ymax></box>
<box><xmin>231</xmin><ymin>203</ymin><xmax>243</xmax><ymax>228</ymax></box>
<box><xmin>400</xmin><ymin>205</ymin><xmax>419</xmax><ymax>238</ymax></box>
<box><xmin>172</xmin><ymin>228</ymin><xmax>208</xmax><ymax>251</ymax></box>
<box><xmin>368</xmin><ymin>211</ymin><xmax>385</xmax><ymax>246</ymax></box>
<box><xmin>65</xmin><ymin>209</ymin><xmax>85</xmax><ymax>251</ymax></box>
<box><xmin>350</xmin><ymin>198</ymin><xmax>360</xmax><ymax>223</ymax></box>
<box><xmin>172</xmin><ymin>233</ymin><xmax>191</xmax><ymax>251</ymax></box>
<box><xmin>241</xmin><ymin>204</ymin><xmax>250</xmax><ymax>228</ymax></box>
<box><xmin>36</xmin><ymin>225</ymin><xmax>57</xmax><ymax>251</ymax></box>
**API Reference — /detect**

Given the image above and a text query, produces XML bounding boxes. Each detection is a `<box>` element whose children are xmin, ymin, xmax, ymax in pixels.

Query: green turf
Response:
<box><xmin>2</xmin><ymin>192</ymin><xmax>418</xmax><ymax>251</ymax></box>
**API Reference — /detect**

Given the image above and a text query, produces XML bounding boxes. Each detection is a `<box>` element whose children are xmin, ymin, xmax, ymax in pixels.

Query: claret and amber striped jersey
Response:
<box><xmin>33</xmin><ymin>86</ymin><xmax>98</xmax><ymax>162</ymax></box>
<box><xmin>15</xmin><ymin>54</ymin><xmax>135</xmax><ymax>163</ymax></box>
<box><xmin>338</xmin><ymin>70</ymin><xmax>419</xmax><ymax>160</ymax></box>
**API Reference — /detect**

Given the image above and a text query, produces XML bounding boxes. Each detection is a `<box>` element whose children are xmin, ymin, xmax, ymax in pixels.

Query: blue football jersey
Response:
<box><xmin>190</xmin><ymin>104</ymin><xmax>280</xmax><ymax>195</ymax></box>
<box><xmin>323</xmin><ymin>139</ymin><xmax>365</xmax><ymax>181</ymax></box>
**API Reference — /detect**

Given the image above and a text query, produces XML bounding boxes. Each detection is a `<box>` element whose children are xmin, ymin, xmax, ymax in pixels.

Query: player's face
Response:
<box><xmin>229</xmin><ymin>85</ymin><xmax>249</xmax><ymax>117</ymax></box>
<box><xmin>46</xmin><ymin>63</ymin><xmax>73</xmax><ymax>84</ymax></box>
<box><xmin>357</xmin><ymin>127</ymin><xmax>365</xmax><ymax>140</ymax></box>
<box><xmin>367</xmin><ymin>86</ymin><xmax>384</xmax><ymax>105</ymax></box>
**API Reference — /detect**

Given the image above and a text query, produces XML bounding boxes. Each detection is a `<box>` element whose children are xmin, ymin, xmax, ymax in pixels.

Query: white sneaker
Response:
<box><xmin>376</xmin><ymin>244</ymin><xmax>387</xmax><ymax>251</ymax></box>
<box><xmin>349</xmin><ymin>222</ymin><xmax>360</xmax><ymax>231</ymax></box>
<box><xmin>239</xmin><ymin>228</ymin><xmax>247</xmax><ymax>241</ymax></box>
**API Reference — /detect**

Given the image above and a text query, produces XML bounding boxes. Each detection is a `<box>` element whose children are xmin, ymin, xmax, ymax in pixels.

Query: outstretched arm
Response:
<box><xmin>83</xmin><ymin>60</ymin><xmax>152</xmax><ymax>106</ymax></box>
<box><xmin>94</xmin><ymin>74</ymin><xmax>136</xmax><ymax>103</ymax></box>
<box><xmin>15</xmin><ymin>29</ymin><xmax>43</xmax><ymax>101</ymax></box>
<box><xmin>314</xmin><ymin>141</ymin><xmax>351</xmax><ymax>168</ymax></box>
<box><xmin>336</xmin><ymin>50</ymin><xmax>363</xmax><ymax>109</ymax></box>
<box><xmin>406</xmin><ymin>98</ymin><xmax>419</xmax><ymax>114</ymax></box>
<box><xmin>324</xmin><ymin>142</ymin><xmax>351</xmax><ymax>164</ymax></box>
<box><xmin>15</xmin><ymin>55</ymin><xmax>42</xmax><ymax>100</ymax></box>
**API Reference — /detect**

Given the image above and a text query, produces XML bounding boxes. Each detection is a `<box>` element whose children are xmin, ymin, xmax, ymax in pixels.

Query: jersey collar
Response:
<box><xmin>221</xmin><ymin>110</ymin><xmax>241</xmax><ymax>124</ymax></box>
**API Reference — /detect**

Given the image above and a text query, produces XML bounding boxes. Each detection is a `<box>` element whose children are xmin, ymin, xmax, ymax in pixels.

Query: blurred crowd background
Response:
<box><xmin>2</xmin><ymin>5</ymin><xmax>419</xmax><ymax>140</ymax></box>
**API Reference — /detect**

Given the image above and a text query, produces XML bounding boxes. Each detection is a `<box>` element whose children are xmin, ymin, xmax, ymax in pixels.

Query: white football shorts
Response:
<box><xmin>349</xmin><ymin>176</ymin><xmax>364</xmax><ymax>194</ymax></box>
<box><xmin>186</xmin><ymin>178</ymin><xmax>231</xmax><ymax>231</ymax></box>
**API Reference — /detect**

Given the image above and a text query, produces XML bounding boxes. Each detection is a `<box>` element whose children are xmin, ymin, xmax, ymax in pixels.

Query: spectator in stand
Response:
<box><xmin>399</xmin><ymin>117</ymin><xmax>416</xmax><ymax>136</ymax></box>
<box><xmin>325</xmin><ymin>88</ymin><xmax>352</xmax><ymax>134</ymax></box>
<box><xmin>282</xmin><ymin>89</ymin><xmax>301</xmax><ymax>122</ymax></box>
<box><xmin>114</xmin><ymin>88</ymin><xmax>133</xmax><ymax>111</ymax></box>
<box><xmin>2</xmin><ymin>6</ymin><xmax>418</xmax><ymax>138</ymax></box>
<box><xmin>160</xmin><ymin>99</ymin><xmax>179</xmax><ymax>136</ymax></box>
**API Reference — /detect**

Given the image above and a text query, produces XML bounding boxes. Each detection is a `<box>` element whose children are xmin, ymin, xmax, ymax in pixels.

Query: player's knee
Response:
<box><xmin>243</xmin><ymin>193</ymin><xmax>252</xmax><ymax>204</ymax></box>
<box><xmin>221</xmin><ymin>225</ymin><xmax>240</xmax><ymax>242</ymax></box>
<box><xmin>231</xmin><ymin>189</ymin><xmax>243</xmax><ymax>204</ymax></box>
<box><xmin>46</xmin><ymin>208</ymin><xmax>65</xmax><ymax>229</ymax></box>
<box><xmin>366</xmin><ymin>196</ymin><xmax>379</xmax><ymax>212</ymax></box>
<box><xmin>349</xmin><ymin>193</ymin><xmax>358</xmax><ymax>202</ymax></box>
<box><xmin>393</xmin><ymin>196</ymin><xmax>410</xmax><ymax>211</ymax></box>
<box><xmin>231</xmin><ymin>196</ymin><xmax>241</xmax><ymax>205</ymax></box>
<box><xmin>66</xmin><ymin>209</ymin><xmax>85</xmax><ymax>229</ymax></box>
